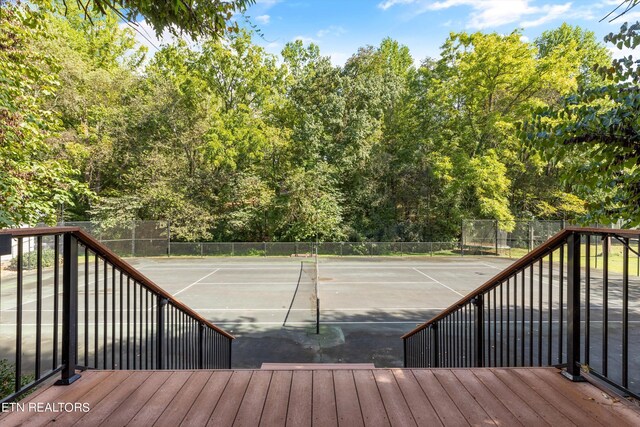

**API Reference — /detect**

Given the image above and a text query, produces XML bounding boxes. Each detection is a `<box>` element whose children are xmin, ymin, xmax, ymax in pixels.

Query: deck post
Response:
<box><xmin>473</xmin><ymin>295</ymin><xmax>484</xmax><ymax>367</ymax></box>
<box><xmin>563</xmin><ymin>232</ymin><xmax>584</xmax><ymax>381</ymax></box>
<box><xmin>157</xmin><ymin>297</ymin><xmax>167</xmax><ymax>369</ymax></box>
<box><xmin>56</xmin><ymin>233</ymin><xmax>81</xmax><ymax>385</ymax></box>
<box><xmin>198</xmin><ymin>323</ymin><xmax>205</xmax><ymax>369</ymax></box>
<box><xmin>431</xmin><ymin>324</ymin><xmax>439</xmax><ymax>368</ymax></box>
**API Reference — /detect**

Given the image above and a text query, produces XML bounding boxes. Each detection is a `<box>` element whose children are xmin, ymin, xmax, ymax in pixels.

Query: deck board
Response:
<box><xmin>312</xmin><ymin>370</ymin><xmax>338</xmax><ymax>426</ymax></box>
<box><xmin>451</xmin><ymin>369</ymin><xmax>522</xmax><ymax>426</ymax></box>
<box><xmin>260</xmin><ymin>370</ymin><xmax>292</xmax><ymax>427</ymax></box>
<box><xmin>181</xmin><ymin>370</ymin><xmax>232</xmax><ymax>426</ymax></box>
<box><xmin>472</xmin><ymin>369</ymin><xmax>547</xmax><ymax>426</ymax></box>
<box><xmin>353</xmin><ymin>370</ymin><xmax>390</xmax><ymax>427</ymax></box>
<box><xmin>235</xmin><ymin>370</ymin><xmax>273</xmax><ymax>426</ymax></box>
<box><xmin>286</xmin><ymin>370</ymin><xmax>313</xmax><ymax>427</ymax></box>
<box><xmin>154</xmin><ymin>370</ymin><xmax>213</xmax><ymax>427</ymax></box>
<box><xmin>333</xmin><ymin>370</ymin><xmax>364</xmax><ymax>427</ymax></box>
<box><xmin>2</xmin><ymin>367</ymin><xmax>639</xmax><ymax>427</ymax></box>
<box><xmin>491</xmin><ymin>368</ymin><xmax>575</xmax><ymax>426</ymax></box>
<box><xmin>391</xmin><ymin>369</ymin><xmax>443</xmax><ymax>427</ymax></box>
<box><xmin>206</xmin><ymin>370</ymin><xmax>252</xmax><ymax>427</ymax></box>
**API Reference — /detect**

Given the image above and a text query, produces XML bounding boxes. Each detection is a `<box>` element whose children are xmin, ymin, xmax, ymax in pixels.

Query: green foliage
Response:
<box><xmin>0</xmin><ymin>359</ymin><xmax>35</xmax><ymax>400</ymax></box>
<box><xmin>0</xmin><ymin>3</ymin><xmax>90</xmax><ymax>227</ymax></box>
<box><xmin>8</xmin><ymin>249</ymin><xmax>57</xmax><ymax>271</ymax></box>
<box><xmin>2</xmin><ymin>3</ymin><xmax>619</xmax><ymax>241</ymax></box>
<box><xmin>43</xmin><ymin>0</ymin><xmax>253</xmax><ymax>41</ymax></box>
<box><xmin>523</xmin><ymin>22</ymin><xmax>640</xmax><ymax>226</ymax></box>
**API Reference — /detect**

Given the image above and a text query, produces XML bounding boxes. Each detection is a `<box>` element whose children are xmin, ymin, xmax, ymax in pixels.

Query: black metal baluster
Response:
<box><xmin>53</xmin><ymin>235</ymin><xmax>60</xmax><ymax>369</ymax></box>
<box><xmin>603</xmin><ymin>236</ymin><xmax>609</xmax><ymax>376</ymax></box>
<box><xmin>507</xmin><ymin>277</ymin><xmax>511</xmax><ymax>365</ymax></box>
<box><xmin>145</xmin><ymin>290</ymin><xmax>149</xmax><ymax>369</ymax></box>
<box><xmin>548</xmin><ymin>251</ymin><xmax>553</xmax><ymax>366</ymax></box>
<box><xmin>559</xmin><ymin>244</ymin><xmax>564</xmax><ymax>364</ymax></box>
<box><xmin>538</xmin><ymin>258</ymin><xmax>543</xmax><ymax>367</ymax></box>
<box><xmin>492</xmin><ymin>287</ymin><xmax>497</xmax><ymax>367</ymax></box>
<box><xmin>521</xmin><ymin>270</ymin><xmax>525</xmax><ymax>366</ymax></box>
<box><xmin>487</xmin><ymin>292</ymin><xmax>491</xmax><ymax>367</ymax></box>
<box><xmin>529</xmin><ymin>264</ymin><xmax>533</xmax><ymax>365</ymax></box>
<box><xmin>585</xmin><ymin>236</ymin><xmax>591</xmax><ymax>367</ymax></box>
<box><xmin>133</xmin><ymin>281</ymin><xmax>137</xmax><ymax>370</ymax></box>
<box><xmin>103</xmin><ymin>261</ymin><xmax>108</xmax><ymax>369</ymax></box>
<box><xmin>112</xmin><ymin>265</ymin><xmax>116</xmax><ymax>369</ymax></box>
<box><xmin>622</xmin><ymin>237</ymin><xmax>629</xmax><ymax>389</ymax></box>
<box><xmin>127</xmin><ymin>277</ymin><xmax>130</xmax><ymax>369</ymax></box>
<box><xmin>35</xmin><ymin>236</ymin><xmax>42</xmax><ymax>380</ymax></box>
<box><xmin>139</xmin><ymin>285</ymin><xmax>143</xmax><ymax>369</ymax></box>
<box><xmin>119</xmin><ymin>271</ymin><xmax>123</xmax><ymax>370</ymax></box>
<box><xmin>500</xmin><ymin>282</ymin><xmax>504</xmax><ymax>367</ymax></box>
<box><xmin>15</xmin><ymin>238</ymin><xmax>23</xmax><ymax>392</ymax></box>
<box><xmin>94</xmin><ymin>255</ymin><xmax>99</xmax><ymax>368</ymax></box>
<box><xmin>84</xmin><ymin>247</ymin><xmax>89</xmax><ymax>368</ymax></box>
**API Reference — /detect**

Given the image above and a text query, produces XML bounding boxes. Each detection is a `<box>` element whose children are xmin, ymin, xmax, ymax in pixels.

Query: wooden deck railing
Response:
<box><xmin>0</xmin><ymin>227</ymin><xmax>234</xmax><ymax>403</ymax></box>
<box><xmin>403</xmin><ymin>227</ymin><xmax>640</xmax><ymax>398</ymax></box>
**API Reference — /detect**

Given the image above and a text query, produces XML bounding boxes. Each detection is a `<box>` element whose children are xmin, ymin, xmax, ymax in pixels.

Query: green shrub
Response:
<box><xmin>0</xmin><ymin>359</ymin><xmax>34</xmax><ymax>400</ymax></box>
<box><xmin>8</xmin><ymin>249</ymin><xmax>56</xmax><ymax>271</ymax></box>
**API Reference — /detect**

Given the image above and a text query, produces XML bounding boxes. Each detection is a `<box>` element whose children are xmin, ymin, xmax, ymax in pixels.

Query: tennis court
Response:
<box><xmin>124</xmin><ymin>256</ymin><xmax>513</xmax><ymax>367</ymax></box>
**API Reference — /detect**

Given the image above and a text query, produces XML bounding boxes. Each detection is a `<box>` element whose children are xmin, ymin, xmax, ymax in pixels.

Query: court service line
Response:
<box><xmin>134</xmin><ymin>265</ymin><xmax>500</xmax><ymax>270</ymax></box>
<box><xmin>481</xmin><ymin>262</ymin><xmax>502</xmax><ymax>270</ymax></box>
<box><xmin>195</xmin><ymin>281</ymin><xmax>439</xmax><ymax>285</ymax></box>
<box><xmin>187</xmin><ymin>307</ymin><xmax>449</xmax><ymax>311</ymax></box>
<box><xmin>412</xmin><ymin>268</ymin><xmax>464</xmax><ymax>297</ymax></box>
<box><xmin>172</xmin><ymin>268</ymin><xmax>220</xmax><ymax>297</ymax></box>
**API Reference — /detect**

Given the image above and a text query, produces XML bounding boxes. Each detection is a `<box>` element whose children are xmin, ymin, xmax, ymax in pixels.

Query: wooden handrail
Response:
<box><xmin>0</xmin><ymin>227</ymin><xmax>234</xmax><ymax>340</ymax></box>
<box><xmin>402</xmin><ymin>226</ymin><xmax>640</xmax><ymax>339</ymax></box>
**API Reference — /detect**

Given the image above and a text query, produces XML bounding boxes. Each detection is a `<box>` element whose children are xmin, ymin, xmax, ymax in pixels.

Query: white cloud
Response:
<box><xmin>379</xmin><ymin>0</ymin><xmax>575</xmax><ymax>30</ymax></box>
<box><xmin>520</xmin><ymin>34</ymin><xmax>530</xmax><ymax>42</ymax></box>
<box><xmin>316</xmin><ymin>25</ymin><xmax>347</xmax><ymax>38</ymax></box>
<box><xmin>293</xmin><ymin>35</ymin><xmax>318</xmax><ymax>44</ymax></box>
<box><xmin>521</xmin><ymin>3</ymin><xmax>572</xmax><ymax>27</ymax></box>
<box><xmin>378</xmin><ymin>0</ymin><xmax>419</xmax><ymax>10</ymax></box>
<box><xmin>327</xmin><ymin>52</ymin><xmax>349</xmax><ymax>66</ymax></box>
<box><xmin>256</xmin><ymin>14</ymin><xmax>271</xmax><ymax>24</ymax></box>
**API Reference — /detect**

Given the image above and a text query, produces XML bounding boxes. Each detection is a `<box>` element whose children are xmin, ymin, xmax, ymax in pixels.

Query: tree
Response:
<box><xmin>0</xmin><ymin>3</ymin><xmax>89</xmax><ymax>227</ymax></box>
<box><xmin>523</xmin><ymin>22</ymin><xmax>640</xmax><ymax>226</ymax></box>
<box><xmin>42</xmin><ymin>0</ymin><xmax>254</xmax><ymax>41</ymax></box>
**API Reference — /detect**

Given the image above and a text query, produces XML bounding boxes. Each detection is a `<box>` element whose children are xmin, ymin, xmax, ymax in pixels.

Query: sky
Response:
<box><xmin>236</xmin><ymin>0</ymin><xmax>639</xmax><ymax>65</ymax></box>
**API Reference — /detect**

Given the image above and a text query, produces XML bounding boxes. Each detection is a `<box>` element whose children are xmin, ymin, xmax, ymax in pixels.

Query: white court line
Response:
<box><xmin>172</xmin><ymin>269</ymin><xmax>220</xmax><ymax>297</ymax></box>
<box><xmin>481</xmin><ymin>262</ymin><xmax>502</xmax><ymax>270</ymax></box>
<box><xmin>136</xmin><ymin>265</ymin><xmax>499</xmax><ymax>270</ymax></box>
<box><xmin>215</xmin><ymin>321</ymin><xmax>424</xmax><ymax>325</ymax></box>
<box><xmin>195</xmin><ymin>281</ymin><xmax>438</xmax><ymax>285</ymax></box>
<box><xmin>185</xmin><ymin>307</ymin><xmax>449</xmax><ymax>312</ymax></box>
<box><xmin>412</xmin><ymin>268</ymin><xmax>464</xmax><ymax>297</ymax></box>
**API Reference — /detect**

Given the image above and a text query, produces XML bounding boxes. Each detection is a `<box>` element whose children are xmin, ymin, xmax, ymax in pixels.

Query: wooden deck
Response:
<box><xmin>2</xmin><ymin>367</ymin><xmax>640</xmax><ymax>426</ymax></box>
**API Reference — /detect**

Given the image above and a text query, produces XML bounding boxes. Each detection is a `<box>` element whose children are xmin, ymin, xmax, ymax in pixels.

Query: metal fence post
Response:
<box><xmin>56</xmin><ymin>233</ymin><xmax>81</xmax><ymax>385</ymax></box>
<box><xmin>473</xmin><ymin>295</ymin><xmax>484</xmax><ymax>367</ymax></box>
<box><xmin>157</xmin><ymin>297</ymin><xmax>167</xmax><ymax>369</ymax></box>
<box><xmin>495</xmin><ymin>220</ymin><xmax>499</xmax><ymax>256</ymax></box>
<box><xmin>167</xmin><ymin>221</ymin><xmax>171</xmax><ymax>257</ymax></box>
<box><xmin>131</xmin><ymin>221</ymin><xmax>136</xmax><ymax>257</ymax></box>
<box><xmin>564</xmin><ymin>232</ymin><xmax>583</xmax><ymax>381</ymax></box>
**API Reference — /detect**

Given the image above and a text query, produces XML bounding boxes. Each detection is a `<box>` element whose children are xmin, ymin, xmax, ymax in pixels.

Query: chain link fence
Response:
<box><xmin>54</xmin><ymin>220</ymin><xmax>632</xmax><ymax>260</ymax></box>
